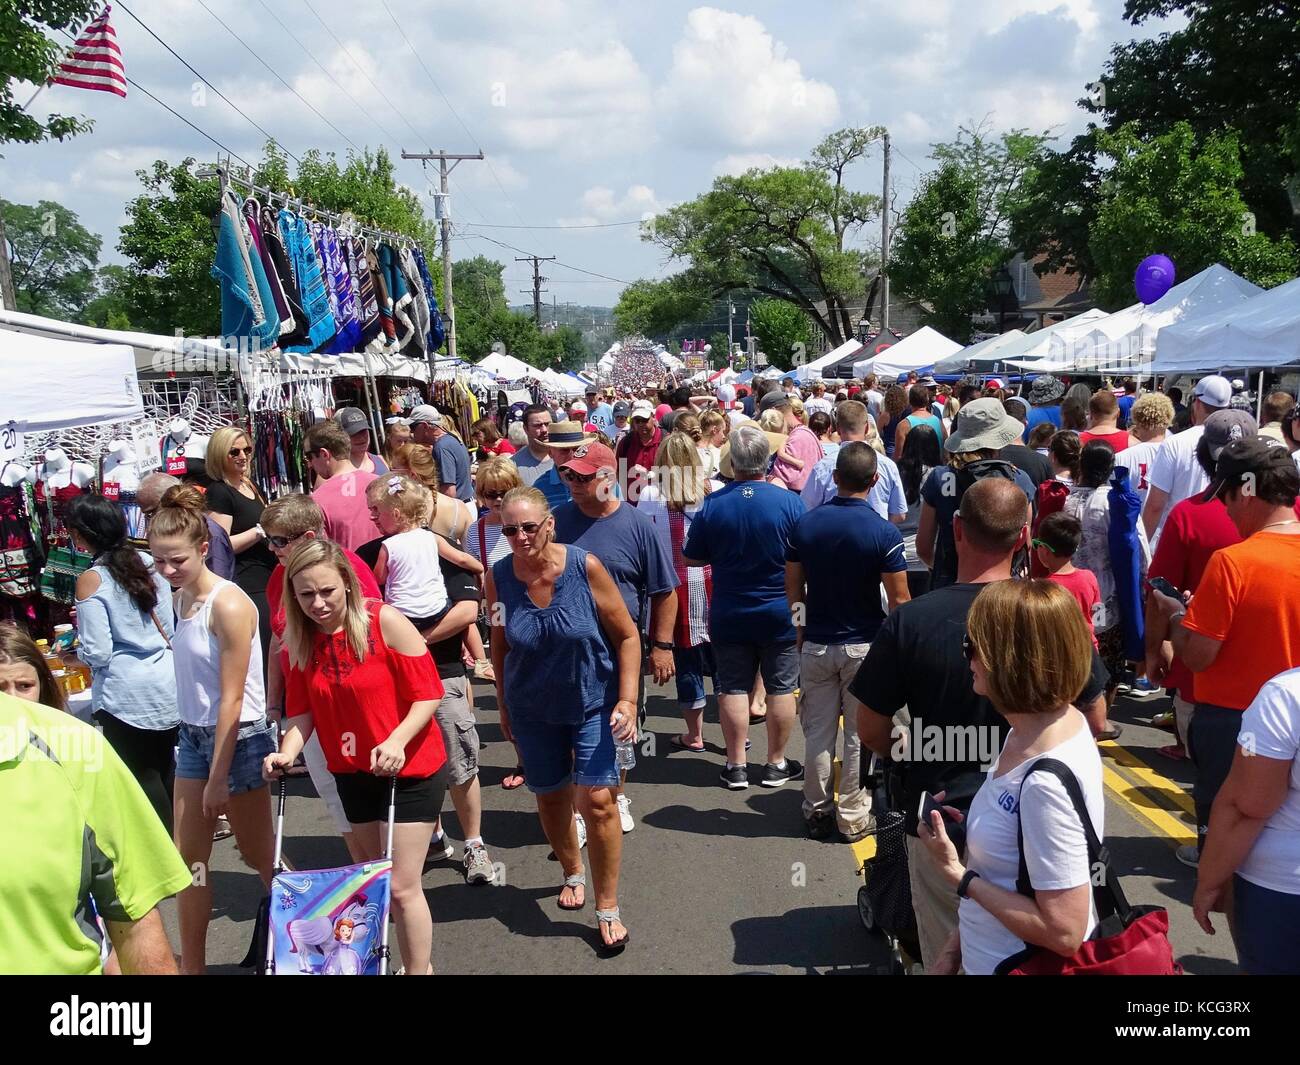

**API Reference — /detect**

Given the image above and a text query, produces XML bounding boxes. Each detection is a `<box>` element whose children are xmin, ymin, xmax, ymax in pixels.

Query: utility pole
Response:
<box><xmin>880</xmin><ymin>130</ymin><xmax>891</xmax><ymax>336</ymax></box>
<box><xmin>728</xmin><ymin>299</ymin><xmax>735</xmax><ymax>366</ymax></box>
<box><xmin>0</xmin><ymin>203</ymin><xmax>16</xmax><ymax>311</ymax></box>
<box><xmin>400</xmin><ymin>149</ymin><xmax>484</xmax><ymax>363</ymax></box>
<box><xmin>516</xmin><ymin>255</ymin><xmax>555</xmax><ymax>326</ymax></box>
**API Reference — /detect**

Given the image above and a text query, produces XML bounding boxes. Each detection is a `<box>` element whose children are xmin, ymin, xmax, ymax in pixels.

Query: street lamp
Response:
<box><xmin>990</xmin><ymin>265</ymin><xmax>1015</xmax><ymax>333</ymax></box>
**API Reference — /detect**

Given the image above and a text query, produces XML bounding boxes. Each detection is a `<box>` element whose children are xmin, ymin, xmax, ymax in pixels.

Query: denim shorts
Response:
<box><xmin>673</xmin><ymin>644</ymin><xmax>716</xmax><ymax>709</ymax></box>
<box><xmin>176</xmin><ymin>717</ymin><xmax>276</xmax><ymax>795</ymax></box>
<box><xmin>510</xmin><ymin>708</ymin><xmax>619</xmax><ymax>795</ymax></box>
<box><xmin>713</xmin><ymin>639</ymin><xmax>800</xmax><ymax>696</ymax></box>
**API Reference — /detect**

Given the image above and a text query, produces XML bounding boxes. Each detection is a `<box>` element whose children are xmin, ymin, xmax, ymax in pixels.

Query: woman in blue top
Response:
<box><xmin>877</xmin><ymin>384</ymin><xmax>909</xmax><ymax>460</ymax></box>
<box><xmin>485</xmin><ymin>486</ymin><xmax>640</xmax><ymax>955</ymax></box>
<box><xmin>67</xmin><ymin>493</ymin><xmax>178</xmax><ymax>831</ymax></box>
<box><xmin>895</xmin><ymin>384</ymin><xmax>946</xmax><ymax>459</ymax></box>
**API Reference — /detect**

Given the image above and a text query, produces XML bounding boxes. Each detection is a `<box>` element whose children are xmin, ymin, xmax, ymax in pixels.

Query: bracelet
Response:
<box><xmin>957</xmin><ymin>869</ymin><xmax>980</xmax><ymax>899</ymax></box>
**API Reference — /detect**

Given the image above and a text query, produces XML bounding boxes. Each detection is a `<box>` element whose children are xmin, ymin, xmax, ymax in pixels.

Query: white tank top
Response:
<box><xmin>384</xmin><ymin>528</ymin><xmax>449</xmax><ymax>619</ymax></box>
<box><xmin>172</xmin><ymin>579</ymin><xmax>266</xmax><ymax>727</ymax></box>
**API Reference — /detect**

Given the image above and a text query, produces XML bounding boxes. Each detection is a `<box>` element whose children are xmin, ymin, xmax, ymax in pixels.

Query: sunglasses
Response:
<box><xmin>501</xmin><ymin>521</ymin><xmax>545</xmax><ymax>538</ymax></box>
<box><xmin>560</xmin><ymin>468</ymin><xmax>597</xmax><ymax>484</ymax></box>
<box><xmin>229</xmin><ymin>446</ymin><xmax>253</xmax><ymax>457</ymax></box>
<box><xmin>267</xmin><ymin>535</ymin><xmax>297</xmax><ymax>550</ymax></box>
<box><xmin>482</xmin><ymin>489</ymin><xmax>509</xmax><ymax>501</ymax></box>
<box><xmin>1031</xmin><ymin>538</ymin><xmax>1051</xmax><ymax>551</ymax></box>
<box><xmin>962</xmin><ymin>633</ymin><xmax>977</xmax><ymax>661</ymax></box>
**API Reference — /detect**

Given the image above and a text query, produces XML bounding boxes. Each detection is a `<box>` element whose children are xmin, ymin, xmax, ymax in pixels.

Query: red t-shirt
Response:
<box><xmin>1080</xmin><ymin>429</ymin><xmax>1131</xmax><ymax>452</ymax></box>
<box><xmin>1048</xmin><ymin>567</ymin><xmax>1101</xmax><ymax>647</ymax></box>
<box><xmin>482</xmin><ymin>440</ymin><xmax>517</xmax><ymax>456</ymax></box>
<box><xmin>616</xmin><ymin>425</ymin><xmax>664</xmax><ymax>502</ymax></box>
<box><xmin>285</xmin><ymin>601</ymin><xmax>446</xmax><ymax>777</ymax></box>
<box><xmin>266</xmin><ymin>548</ymin><xmax>383</xmax><ymax>640</ymax></box>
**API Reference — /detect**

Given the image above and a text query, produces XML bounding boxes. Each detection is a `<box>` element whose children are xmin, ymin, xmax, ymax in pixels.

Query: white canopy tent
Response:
<box><xmin>932</xmin><ymin>309</ymin><xmax>1111</xmax><ymax>374</ymax></box>
<box><xmin>477</xmin><ymin>350</ymin><xmax>544</xmax><ymax>381</ymax></box>
<box><xmin>852</xmin><ymin>326</ymin><xmax>962</xmax><ymax>379</ymax></box>
<box><xmin>1006</xmin><ymin>264</ymin><xmax>1262</xmax><ymax>374</ymax></box>
<box><xmin>1156</xmin><ymin>276</ymin><xmax>1300</xmax><ymax>372</ymax></box>
<box><xmin>794</xmin><ymin>337</ymin><xmax>864</xmax><ymax>382</ymax></box>
<box><xmin>0</xmin><ymin>329</ymin><xmax>143</xmax><ymax>431</ymax></box>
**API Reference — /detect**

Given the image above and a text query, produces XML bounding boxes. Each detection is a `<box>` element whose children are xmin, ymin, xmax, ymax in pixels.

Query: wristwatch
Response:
<box><xmin>651</xmin><ymin>640</ymin><xmax>674</xmax><ymax>651</ymax></box>
<box><xmin>957</xmin><ymin>869</ymin><xmax>981</xmax><ymax>899</ymax></box>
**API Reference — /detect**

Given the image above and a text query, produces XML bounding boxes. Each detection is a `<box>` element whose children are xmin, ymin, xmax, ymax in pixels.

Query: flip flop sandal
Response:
<box><xmin>670</xmin><ymin>735</ymin><xmax>705</xmax><ymax>753</ymax></box>
<box><xmin>749</xmin><ymin>711</ymin><xmax>767</xmax><ymax>724</ymax></box>
<box><xmin>558</xmin><ymin>873</ymin><xmax>586</xmax><ymax>911</ymax></box>
<box><xmin>1096</xmin><ymin>723</ymin><xmax>1125</xmax><ymax>742</ymax></box>
<box><xmin>1156</xmin><ymin>743</ymin><xmax>1188</xmax><ymax>761</ymax></box>
<box><xmin>596</xmin><ymin>907</ymin><xmax>629</xmax><ymax>956</ymax></box>
<box><xmin>502</xmin><ymin>766</ymin><xmax>526</xmax><ymax>790</ymax></box>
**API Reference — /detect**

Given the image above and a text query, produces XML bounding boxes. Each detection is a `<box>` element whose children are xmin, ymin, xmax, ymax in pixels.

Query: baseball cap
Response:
<box><xmin>408</xmin><ymin>404</ymin><xmax>443</xmax><ymax>426</ymax></box>
<box><xmin>612</xmin><ymin>401</ymin><xmax>631</xmax><ymax>419</ymax></box>
<box><xmin>570</xmin><ymin>400</ymin><xmax>588</xmax><ymax>414</ymax></box>
<box><xmin>1202</xmin><ymin>409</ymin><xmax>1257</xmax><ymax>461</ymax></box>
<box><xmin>716</xmin><ymin>384</ymin><xmax>736</xmax><ymax>406</ymax></box>
<box><xmin>759</xmin><ymin>389</ymin><xmax>792</xmax><ymax>412</ymax></box>
<box><xmin>1203</xmin><ymin>437</ymin><xmax>1297</xmax><ymax>501</ymax></box>
<box><xmin>629</xmin><ymin>400</ymin><xmax>656</xmax><ymax>421</ymax></box>
<box><xmin>559</xmin><ymin>441</ymin><xmax>616</xmax><ymax>476</ymax></box>
<box><xmin>335</xmin><ymin>406</ymin><xmax>370</xmax><ymax>436</ymax></box>
<box><xmin>1194</xmin><ymin>375</ymin><xmax>1232</xmax><ymax>409</ymax></box>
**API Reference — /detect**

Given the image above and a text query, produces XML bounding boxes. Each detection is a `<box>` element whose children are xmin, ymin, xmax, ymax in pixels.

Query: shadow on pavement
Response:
<box><xmin>641</xmin><ymin>787</ymin><xmax>804</xmax><ymax>839</ymax></box>
<box><xmin>732</xmin><ymin>904</ymin><xmax>887</xmax><ymax>973</ymax></box>
<box><xmin>425</xmin><ymin>880</ymin><xmax>597</xmax><ymax>946</ymax></box>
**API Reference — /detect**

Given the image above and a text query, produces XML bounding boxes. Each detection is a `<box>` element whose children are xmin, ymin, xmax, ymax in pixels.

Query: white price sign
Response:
<box><xmin>132</xmin><ymin>425</ymin><xmax>162</xmax><ymax>473</ymax></box>
<box><xmin>0</xmin><ymin>420</ymin><xmax>26</xmax><ymax>464</ymax></box>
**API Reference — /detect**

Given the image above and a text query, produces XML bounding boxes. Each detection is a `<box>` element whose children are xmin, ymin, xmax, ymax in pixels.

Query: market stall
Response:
<box><xmin>1155</xmin><ymin>275</ymin><xmax>1300</xmax><ymax>372</ymax></box>
<box><xmin>852</xmin><ymin>325</ymin><xmax>962</xmax><ymax>379</ymax></box>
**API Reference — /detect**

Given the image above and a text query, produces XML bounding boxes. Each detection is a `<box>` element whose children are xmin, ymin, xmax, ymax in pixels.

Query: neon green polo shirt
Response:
<box><xmin>0</xmin><ymin>692</ymin><xmax>192</xmax><ymax>974</ymax></box>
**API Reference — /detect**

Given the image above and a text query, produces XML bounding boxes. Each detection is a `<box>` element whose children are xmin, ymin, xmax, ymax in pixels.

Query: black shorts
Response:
<box><xmin>332</xmin><ymin>767</ymin><xmax>448</xmax><ymax>825</ymax></box>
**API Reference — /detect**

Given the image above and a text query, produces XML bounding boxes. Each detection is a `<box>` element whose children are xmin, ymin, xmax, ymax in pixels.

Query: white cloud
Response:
<box><xmin>657</xmin><ymin>8</ymin><xmax>839</xmax><ymax>150</ymax></box>
<box><xmin>712</xmin><ymin>152</ymin><xmax>802</xmax><ymax>177</ymax></box>
<box><xmin>557</xmin><ymin>184</ymin><xmax>662</xmax><ymax>226</ymax></box>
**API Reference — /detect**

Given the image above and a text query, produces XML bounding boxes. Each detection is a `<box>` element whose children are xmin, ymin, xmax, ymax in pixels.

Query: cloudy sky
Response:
<box><xmin>5</xmin><ymin>0</ymin><xmax>1179</xmax><ymax>308</ymax></box>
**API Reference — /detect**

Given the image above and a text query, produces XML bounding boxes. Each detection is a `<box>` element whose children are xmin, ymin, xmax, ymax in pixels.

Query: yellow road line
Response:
<box><xmin>1101</xmin><ymin>764</ymin><xmax>1196</xmax><ymax>847</ymax></box>
<box><xmin>1101</xmin><ymin>741</ymin><xmax>1196</xmax><ymax>817</ymax></box>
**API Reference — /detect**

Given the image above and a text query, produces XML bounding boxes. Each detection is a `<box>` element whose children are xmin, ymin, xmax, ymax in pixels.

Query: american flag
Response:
<box><xmin>51</xmin><ymin>5</ymin><xmax>127</xmax><ymax>98</ymax></box>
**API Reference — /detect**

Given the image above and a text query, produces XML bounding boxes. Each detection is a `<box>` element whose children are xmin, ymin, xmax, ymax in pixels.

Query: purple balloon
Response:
<box><xmin>1134</xmin><ymin>254</ymin><xmax>1176</xmax><ymax>304</ymax></box>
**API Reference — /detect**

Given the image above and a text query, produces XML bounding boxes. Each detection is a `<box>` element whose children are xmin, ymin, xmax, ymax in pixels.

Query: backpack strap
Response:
<box><xmin>1013</xmin><ymin>757</ymin><xmax>1132</xmax><ymax>922</ymax></box>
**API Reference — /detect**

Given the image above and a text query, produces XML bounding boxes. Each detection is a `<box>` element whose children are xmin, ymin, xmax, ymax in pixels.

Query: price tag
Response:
<box><xmin>166</xmin><ymin>455</ymin><xmax>187</xmax><ymax>475</ymax></box>
<box><xmin>0</xmin><ymin>420</ymin><xmax>26</xmax><ymax>464</ymax></box>
<box><xmin>132</xmin><ymin>426</ymin><xmax>162</xmax><ymax>473</ymax></box>
<box><xmin>102</xmin><ymin>482</ymin><xmax>120</xmax><ymax>502</ymax></box>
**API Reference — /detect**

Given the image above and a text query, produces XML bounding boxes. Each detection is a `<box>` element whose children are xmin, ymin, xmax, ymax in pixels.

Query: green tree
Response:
<box><xmin>549</xmin><ymin>324</ymin><xmax>590</xmax><ymax>371</ymax></box>
<box><xmin>631</xmin><ymin>126</ymin><xmax>885</xmax><ymax>346</ymax></box>
<box><xmin>80</xmin><ymin>264</ymin><xmax>133</xmax><ymax>329</ymax></box>
<box><xmin>749</xmin><ymin>298</ymin><xmax>810</xmax><ymax>370</ymax></box>
<box><xmin>613</xmin><ymin>276</ymin><xmax>710</xmax><ymax>338</ymax></box>
<box><xmin>453</xmin><ymin>256</ymin><xmax>509</xmax><ymax>361</ymax></box>
<box><xmin>0</xmin><ymin>197</ymin><xmax>100</xmax><ymax>317</ymax></box>
<box><xmin>707</xmin><ymin>331</ymin><xmax>730</xmax><ymax>369</ymax></box>
<box><xmin>1089</xmin><ymin>122</ymin><xmax>1299</xmax><ymax>308</ymax></box>
<box><xmin>1008</xmin><ymin>130</ymin><xmax>1101</xmax><ymax>282</ymax></box>
<box><xmin>1</xmin><ymin>1</ymin><xmax>101</xmax><ymax>145</ymax></box>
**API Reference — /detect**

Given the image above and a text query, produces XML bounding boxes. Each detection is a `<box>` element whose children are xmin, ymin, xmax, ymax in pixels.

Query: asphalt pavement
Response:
<box><xmin>159</xmin><ymin>679</ymin><xmax>1237</xmax><ymax>975</ymax></box>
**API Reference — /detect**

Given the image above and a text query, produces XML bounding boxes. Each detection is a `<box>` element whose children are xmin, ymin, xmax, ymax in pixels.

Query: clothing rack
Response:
<box><xmin>196</xmin><ymin>162</ymin><xmax>419</xmax><ymax>249</ymax></box>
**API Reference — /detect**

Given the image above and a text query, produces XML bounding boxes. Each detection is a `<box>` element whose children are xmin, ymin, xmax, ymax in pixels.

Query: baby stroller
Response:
<box><xmin>256</xmin><ymin>774</ymin><xmax>397</xmax><ymax>976</ymax></box>
<box><xmin>856</xmin><ymin>756</ymin><xmax>920</xmax><ymax>975</ymax></box>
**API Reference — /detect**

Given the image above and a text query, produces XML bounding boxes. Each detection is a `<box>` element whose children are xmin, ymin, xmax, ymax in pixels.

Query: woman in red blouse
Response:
<box><xmin>262</xmin><ymin>539</ymin><xmax>447</xmax><ymax>976</ymax></box>
<box><xmin>472</xmin><ymin>417</ymin><xmax>516</xmax><ymax>458</ymax></box>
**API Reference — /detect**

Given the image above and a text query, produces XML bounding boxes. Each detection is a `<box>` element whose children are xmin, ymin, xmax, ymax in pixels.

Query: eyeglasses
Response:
<box><xmin>229</xmin><ymin>446</ymin><xmax>253</xmax><ymax>457</ymax></box>
<box><xmin>560</xmin><ymin>468</ymin><xmax>597</xmax><ymax>484</ymax></box>
<box><xmin>501</xmin><ymin>521</ymin><xmax>545</xmax><ymax>538</ymax></box>
<box><xmin>482</xmin><ymin>489</ymin><xmax>508</xmax><ymax>501</ymax></box>
<box><xmin>268</xmin><ymin>535</ymin><xmax>297</xmax><ymax>549</ymax></box>
<box><xmin>962</xmin><ymin>633</ymin><xmax>977</xmax><ymax>661</ymax></box>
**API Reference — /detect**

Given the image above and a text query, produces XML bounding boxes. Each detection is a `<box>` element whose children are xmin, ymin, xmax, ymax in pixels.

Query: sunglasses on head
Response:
<box><xmin>502</xmin><ymin>521</ymin><xmax>545</xmax><ymax>538</ymax></box>
<box><xmin>229</xmin><ymin>446</ymin><xmax>253</xmax><ymax>457</ymax></box>
<box><xmin>560</xmin><ymin>468</ymin><xmax>596</xmax><ymax>484</ymax></box>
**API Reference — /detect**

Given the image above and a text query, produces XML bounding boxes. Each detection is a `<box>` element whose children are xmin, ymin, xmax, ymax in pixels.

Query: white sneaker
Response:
<box><xmin>463</xmin><ymin>843</ymin><xmax>496</xmax><ymax>885</ymax></box>
<box><xmin>617</xmin><ymin>793</ymin><xmax>634</xmax><ymax>833</ymax></box>
<box><xmin>575</xmin><ymin>812</ymin><xmax>588</xmax><ymax>849</ymax></box>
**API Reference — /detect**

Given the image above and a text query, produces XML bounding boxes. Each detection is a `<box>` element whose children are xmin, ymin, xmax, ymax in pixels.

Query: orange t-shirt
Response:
<box><xmin>1182</xmin><ymin>531</ymin><xmax>1300</xmax><ymax>710</ymax></box>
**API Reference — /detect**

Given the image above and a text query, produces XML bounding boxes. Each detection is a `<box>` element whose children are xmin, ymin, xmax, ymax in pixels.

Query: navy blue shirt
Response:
<box><xmin>786</xmin><ymin>497</ymin><xmax>905</xmax><ymax>644</ymax></box>
<box><xmin>553</xmin><ymin>501</ymin><xmax>678</xmax><ymax>630</ymax></box>
<box><xmin>682</xmin><ymin>479</ymin><xmax>805</xmax><ymax>644</ymax></box>
<box><xmin>434</xmin><ymin>434</ymin><xmax>474</xmax><ymax>504</ymax></box>
<box><xmin>921</xmin><ymin>462</ymin><xmax>1036</xmax><ymax>589</ymax></box>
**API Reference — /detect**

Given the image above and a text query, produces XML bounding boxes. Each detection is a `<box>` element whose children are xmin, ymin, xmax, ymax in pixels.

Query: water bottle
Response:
<box><xmin>615</xmin><ymin>739</ymin><xmax>636</xmax><ymax>771</ymax></box>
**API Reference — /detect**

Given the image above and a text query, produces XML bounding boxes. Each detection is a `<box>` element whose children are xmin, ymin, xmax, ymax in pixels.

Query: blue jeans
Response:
<box><xmin>673</xmin><ymin>644</ymin><xmax>715</xmax><ymax>709</ymax></box>
<box><xmin>176</xmin><ymin>718</ymin><xmax>276</xmax><ymax>795</ymax></box>
<box><xmin>510</xmin><ymin>708</ymin><xmax>619</xmax><ymax>794</ymax></box>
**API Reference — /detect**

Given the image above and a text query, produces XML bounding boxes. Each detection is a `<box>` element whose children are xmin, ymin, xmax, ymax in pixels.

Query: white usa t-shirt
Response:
<box><xmin>958</xmin><ymin>715</ymin><xmax>1104</xmax><ymax>975</ymax></box>
<box><xmin>1116</xmin><ymin>437</ymin><xmax>1165</xmax><ymax>513</ymax></box>
<box><xmin>1237</xmin><ymin>668</ymin><xmax>1300</xmax><ymax>896</ymax></box>
<box><xmin>1147</xmin><ymin>425</ymin><xmax>1207</xmax><ymax>541</ymax></box>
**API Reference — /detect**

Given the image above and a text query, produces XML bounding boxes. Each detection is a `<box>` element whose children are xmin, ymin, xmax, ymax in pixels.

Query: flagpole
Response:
<box><xmin>19</xmin><ymin>85</ymin><xmax>48</xmax><ymax>112</ymax></box>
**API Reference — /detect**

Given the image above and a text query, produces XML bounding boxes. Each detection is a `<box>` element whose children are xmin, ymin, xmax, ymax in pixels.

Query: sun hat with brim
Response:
<box><xmin>1202</xmin><ymin>437</ymin><xmax>1296</xmax><ymax>502</ymax></box>
<box><xmin>944</xmin><ymin>397</ymin><xmax>1024</xmax><ymax>453</ymax></box>
<box><xmin>546</xmin><ymin>420</ymin><xmax>595</xmax><ymax>448</ymax></box>
<box><xmin>1028</xmin><ymin>375</ymin><xmax>1066</xmax><ymax>404</ymax></box>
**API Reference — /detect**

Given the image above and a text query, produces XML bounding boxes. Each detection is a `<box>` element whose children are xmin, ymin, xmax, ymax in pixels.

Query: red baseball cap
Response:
<box><xmin>559</xmin><ymin>441</ymin><xmax>616</xmax><ymax>476</ymax></box>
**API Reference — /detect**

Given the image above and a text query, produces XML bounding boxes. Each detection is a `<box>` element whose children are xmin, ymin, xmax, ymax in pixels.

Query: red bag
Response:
<box><xmin>1030</xmin><ymin>480</ymin><xmax>1070</xmax><ymax>577</ymax></box>
<box><xmin>995</xmin><ymin>758</ymin><xmax>1182</xmax><ymax>976</ymax></box>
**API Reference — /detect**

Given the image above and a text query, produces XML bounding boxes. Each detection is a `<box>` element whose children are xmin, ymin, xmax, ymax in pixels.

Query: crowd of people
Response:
<box><xmin>5</xmin><ymin>367</ymin><xmax>1300</xmax><ymax>977</ymax></box>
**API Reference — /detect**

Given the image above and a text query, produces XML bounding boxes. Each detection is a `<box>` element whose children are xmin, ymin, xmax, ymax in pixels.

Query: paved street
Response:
<box><xmin>162</xmin><ymin>679</ymin><xmax>1236</xmax><ymax>975</ymax></box>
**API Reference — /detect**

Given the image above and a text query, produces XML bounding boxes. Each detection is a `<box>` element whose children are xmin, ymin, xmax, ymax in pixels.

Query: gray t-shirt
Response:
<box><xmin>434</xmin><ymin>434</ymin><xmax>474</xmax><ymax>503</ymax></box>
<box><xmin>512</xmin><ymin>446</ymin><xmax>553</xmax><ymax>488</ymax></box>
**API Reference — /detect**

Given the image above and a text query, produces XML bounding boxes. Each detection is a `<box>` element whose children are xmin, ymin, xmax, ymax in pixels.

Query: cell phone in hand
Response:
<box><xmin>918</xmin><ymin>791</ymin><xmax>947</xmax><ymax>827</ymax></box>
<box><xmin>1147</xmin><ymin>576</ymin><xmax>1183</xmax><ymax>601</ymax></box>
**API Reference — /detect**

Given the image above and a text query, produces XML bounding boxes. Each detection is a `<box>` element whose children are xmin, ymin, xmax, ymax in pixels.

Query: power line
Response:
<box><xmin>463</xmin><ymin>219</ymin><xmax>644</xmax><ymax>230</ymax></box>
<box><xmin>376</xmin><ymin>0</ymin><xmax>528</xmax><ymax>226</ymax></box>
<box><xmin>252</xmin><ymin>0</ymin><xmax>402</xmax><ymax>148</ymax></box>
<box><xmin>192</xmin><ymin>0</ymin><xmax>362</xmax><ymax>154</ymax></box>
<box><xmin>115</xmin><ymin>0</ymin><xmax>300</xmax><ymax>164</ymax></box>
<box><xmin>464</xmin><ymin>230</ymin><xmax>635</xmax><ymax>285</ymax></box>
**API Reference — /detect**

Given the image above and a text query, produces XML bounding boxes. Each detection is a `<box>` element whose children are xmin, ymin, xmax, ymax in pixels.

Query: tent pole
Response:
<box><xmin>1258</xmin><ymin>369</ymin><xmax>1265</xmax><ymax>425</ymax></box>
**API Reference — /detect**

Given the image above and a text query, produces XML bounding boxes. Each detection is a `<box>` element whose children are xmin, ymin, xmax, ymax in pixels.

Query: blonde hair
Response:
<box><xmin>1130</xmin><ymin>393</ymin><xmax>1175</xmax><ymax>433</ymax></box>
<box><xmin>653</xmin><ymin>431</ymin><xmax>710</xmax><ymax>510</ymax></box>
<box><xmin>206</xmin><ymin>425</ymin><xmax>253</xmax><ymax>483</ymax></box>
<box><xmin>389</xmin><ymin>443</ymin><xmax>439</xmax><ymax>490</ymax></box>
<box><xmin>758</xmin><ymin>409</ymin><xmax>786</xmax><ymax>434</ymax></box>
<box><xmin>501</xmin><ymin>485</ymin><xmax>550</xmax><ymax>518</ymax></box>
<box><xmin>672</xmin><ymin>412</ymin><xmax>702</xmax><ymax>443</ymax></box>
<box><xmin>475</xmin><ymin>455</ymin><xmax>521</xmax><ymax>500</ymax></box>
<box><xmin>260</xmin><ymin>493</ymin><xmax>323</xmax><ymax>538</ymax></box>
<box><xmin>699</xmin><ymin>410</ymin><xmax>726</xmax><ymax>438</ymax></box>
<box><xmin>281</xmin><ymin>539</ymin><xmax>371</xmax><ymax>671</ymax></box>
<box><xmin>966</xmin><ymin>579</ymin><xmax>1091</xmax><ymax>715</ymax></box>
<box><xmin>375</xmin><ymin>474</ymin><xmax>432</xmax><ymax>529</ymax></box>
<box><xmin>788</xmin><ymin>397</ymin><xmax>806</xmax><ymax>422</ymax></box>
